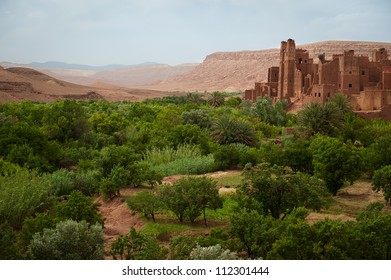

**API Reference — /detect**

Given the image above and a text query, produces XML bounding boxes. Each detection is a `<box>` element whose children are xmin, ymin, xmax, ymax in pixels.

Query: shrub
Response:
<box><xmin>29</xmin><ymin>220</ymin><xmax>104</xmax><ymax>260</ymax></box>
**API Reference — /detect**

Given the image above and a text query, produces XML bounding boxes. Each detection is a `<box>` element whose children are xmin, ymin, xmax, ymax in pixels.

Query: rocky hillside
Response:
<box><xmin>145</xmin><ymin>40</ymin><xmax>391</xmax><ymax>92</ymax></box>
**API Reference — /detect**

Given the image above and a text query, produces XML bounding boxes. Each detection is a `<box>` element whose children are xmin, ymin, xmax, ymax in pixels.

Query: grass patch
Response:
<box><xmin>141</xmin><ymin>221</ymin><xmax>193</xmax><ymax>241</ymax></box>
<box><xmin>214</xmin><ymin>173</ymin><xmax>243</xmax><ymax>188</ymax></box>
<box><xmin>143</xmin><ymin>144</ymin><xmax>216</xmax><ymax>177</ymax></box>
<box><xmin>205</xmin><ymin>195</ymin><xmax>238</xmax><ymax>221</ymax></box>
<box><xmin>151</xmin><ymin>155</ymin><xmax>216</xmax><ymax>177</ymax></box>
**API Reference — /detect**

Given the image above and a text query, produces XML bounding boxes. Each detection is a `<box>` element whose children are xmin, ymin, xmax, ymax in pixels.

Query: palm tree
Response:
<box><xmin>298</xmin><ymin>101</ymin><xmax>343</xmax><ymax>136</ymax></box>
<box><xmin>207</xmin><ymin>92</ymin><xmax>225</xmax><ymax>107</ymax></box>
<box><xmin>210</xmin><ymin>115</ymin><xmax>257</xmax><ymax>146</ymax></box>
<box><xmin>329</xmin><ymin>93</ymin><xmax>353</xmax><ymax>115</ymax></box>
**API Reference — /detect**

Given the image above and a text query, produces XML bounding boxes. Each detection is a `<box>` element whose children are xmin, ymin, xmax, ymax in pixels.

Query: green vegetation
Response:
<box><xmin>0</xmin><ymin>95</ymin><xmax>391</xmax><ymax>260</ymax></box>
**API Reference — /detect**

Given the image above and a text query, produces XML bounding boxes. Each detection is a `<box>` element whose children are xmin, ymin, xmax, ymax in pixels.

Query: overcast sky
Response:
<box><xmin>0</xmin><ymin>0</ymin><xmax>390</xmax><ymax>66</ymax></box>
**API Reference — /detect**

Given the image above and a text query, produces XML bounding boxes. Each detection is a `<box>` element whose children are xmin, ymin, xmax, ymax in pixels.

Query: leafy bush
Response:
<box><xmin>57</xmin><ymin>191</ymin><xmax>104</xmax><ymax>226</ymax></box>
<box><xmin>29</xmin><ymin>220</ymin><xmax>104</xmax><ymax>260</ymax></box>
<box><xmin>190</xmin><ymin>244</ymin><xmax>238</xmax><ymax>260</ymax></box>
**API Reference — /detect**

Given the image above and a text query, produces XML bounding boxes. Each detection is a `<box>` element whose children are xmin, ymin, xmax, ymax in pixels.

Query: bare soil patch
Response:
<box><xmin>307</xmin><ymin>179</ymin><xmax>391</xmax><ymax>224</ymax></box>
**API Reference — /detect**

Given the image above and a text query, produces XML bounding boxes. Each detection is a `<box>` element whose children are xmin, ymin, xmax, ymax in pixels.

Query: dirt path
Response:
<box><xmin>97</xmin><ymin>192</ymin><xmax>145</xmax><ymax>244</ymax></box>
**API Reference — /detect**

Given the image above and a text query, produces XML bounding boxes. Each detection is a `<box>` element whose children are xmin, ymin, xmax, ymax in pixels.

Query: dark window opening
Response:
<box><xmin>362</xmin><ymin>70</ymin><xmax>365</xmax><ymax>75</ymax></box>
<box><xmin>349</xmin><ymin>71</ymin><xmax>352</xmax><ymax>74</ymax></box>
<box><xmin>327</xmin><ymin>92</ymin><xmax>330</xmax><ymax>97</ymax></box>
<box><xmin>305</xmin><ymin>60</ymin><xmax>307</xmax><ymax>63</ymax></box>
<box><xmin>299</xmin><ymin>58</ymin><xmax>302</xmax><ymax>64</ymax></box>
<box><xmin>349</xmin><ymin>84</ymin><xmax>352</xmax><ymax>88</ymax></box>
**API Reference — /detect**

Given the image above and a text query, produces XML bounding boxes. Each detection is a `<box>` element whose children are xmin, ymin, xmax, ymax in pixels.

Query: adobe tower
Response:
<box><xmin>278</xmin><ymin>39</ymin><xmax>296</xmax><ymax>99</ymax></box>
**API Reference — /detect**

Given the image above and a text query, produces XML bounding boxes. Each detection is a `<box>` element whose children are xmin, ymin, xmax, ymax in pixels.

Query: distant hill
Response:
<box><xmin>144</xmin><ymin>40</ymin><xmax>391</xmax><ymax>92</ymax></box>
<box><xmin>0</xmin><ymin>61</ymin><xmax>198</xmax><ymax>88</ymax></box>
<box><xmin>0</xmin><ymin>67</ymin><xmax>181</xmax><ymax>102</ymax></box>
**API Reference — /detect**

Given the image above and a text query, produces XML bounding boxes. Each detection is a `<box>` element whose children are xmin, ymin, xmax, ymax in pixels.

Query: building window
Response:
<box><xmin>327</xmin><ymin>92</ymin><xmax>330</xmax><ymax>97</ymax></box>
<box><xmin>349</xmin><ymin>84</ymin><xmax>352</xmax><ymax>88</ymax></box>
<box><xmin>349</xmin><ymin>71</ymin><xmax>352</xmax><ymax>74</ymax></box>
<box><xmin>362</xmin><ymin>70</ymin><xmax>365</xmax><ymax>75</ymax></box>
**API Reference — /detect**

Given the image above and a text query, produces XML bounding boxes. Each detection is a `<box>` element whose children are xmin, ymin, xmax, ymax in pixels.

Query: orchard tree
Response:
<box><xmin>159</xmin><ymin>177</ymin><xmax>222</xmax><ymax>224</ymax></box>
<box><xmin>230</xmin><ymin>209</ymin><xmax>277</xmax><ymax>258</ymax></box>
<box><xmin>56</xmin><ymin>190</ymin><xmax>104</xmax><ymax>226</ymax></box>
<box><xmin>310</xmin><ymin>135</ymin><xmax>363</xmax><ymax>195</ymax></box>
<box><xmin>127</xmin><ymin>190</ymin><xmax>162</xmax><ymax>222</ymax></box>
<box><xmin>372</xmin><ymin>165</ymin><xmax>391</xmax><ymax>205</ymax></box>
<box><xmin>240</xmin><ymin>164</ymin><xmax>330</xmax><ymax>219</ymax></box>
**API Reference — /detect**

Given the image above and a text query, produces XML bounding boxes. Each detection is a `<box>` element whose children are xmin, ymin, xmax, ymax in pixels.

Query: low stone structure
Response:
<box><xmin>244</xmin><ymin>39</ymin><xmax>391</xmax><ymax>111</ymax></box>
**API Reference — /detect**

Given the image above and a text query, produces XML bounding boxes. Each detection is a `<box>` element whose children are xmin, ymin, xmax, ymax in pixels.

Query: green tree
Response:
<box><xmin>310</xmin><ymin>135</ymin><xmax>363</xmax><ymax>195</ymax></box>
<box><xmin>159</xmin><ymin>177</ymin><xmax>222</xmax><ymax>224</ymax></box>
<box><xmin>110</xmin><ymin>227</ymin><xmax>167</xmax><ymax>260</ymax></box>
<box><xmin>267</xmin><ymin>208</ymin><xmax>316</xmax><ymax>260</ymax></box>
<box><xmin>20</xmin><ymin>212</ymin><xmax>60</xmax><ymax>250</ymax></box>
<box><xmin>29</xmin><ymin>220</ymin><xmax>104</xmax><ymax>260</ymax></box>
<box><xmin>355</xmin><ymin>208</ymin><xmax>391</xmax><ymax>259</ymax></box>
<box><xmin>365</xmin><ymin>134</ymin><xmax>391</xmax><ymax>176</ymax></box>
<box><xmin>127</xmin><ymin>190</ymin><xmax>162</xmax><ymax>222</ymax></box>
<box><xmin>41</xmin><ymin>100</ymin><xmax>89</xmax><ymax>143</ymax></box>
<box><xmin>240</xmin><ymin>164</ymin><xmax>330</xmax><ymax>218</ymax></box>
<box><xmin>57</xmin><ymin>191</ymin><xmax>104</xmax><ymax>226</ymax></box>
<box><xmin>372</xmin><ymin>165</ymin><xmax>391</xmax><ymax>205</ymax></box>
<box><xmin>230</xmin><ymin>209</ymin><xmax>277</xmax><ymax>258</ymax></box>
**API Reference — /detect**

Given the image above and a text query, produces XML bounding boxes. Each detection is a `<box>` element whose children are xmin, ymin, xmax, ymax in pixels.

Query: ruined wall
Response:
<box><xmin>360</xmin><ymin>90</ymin><xmax>384</xmax><ymax>110</ymax></box>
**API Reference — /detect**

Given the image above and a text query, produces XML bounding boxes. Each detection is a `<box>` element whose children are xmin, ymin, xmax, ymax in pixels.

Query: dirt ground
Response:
<box><xmin>307</xmin><ymin>179</ymin><xmax>391</xmax><ymax>224</ymax></box>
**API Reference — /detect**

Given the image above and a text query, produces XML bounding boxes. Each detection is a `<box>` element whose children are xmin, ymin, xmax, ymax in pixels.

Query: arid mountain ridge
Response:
<box><xmin>145</xmin><ymin>40</ymin><xmax>391</xmax><ymax>92</ymax></box>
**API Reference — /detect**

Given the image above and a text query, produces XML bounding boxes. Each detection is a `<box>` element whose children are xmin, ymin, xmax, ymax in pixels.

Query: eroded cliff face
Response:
<box><xmin>148</xmin><ymin>40</ymin><xmax>391</xmax><ymax>92</ymax></box>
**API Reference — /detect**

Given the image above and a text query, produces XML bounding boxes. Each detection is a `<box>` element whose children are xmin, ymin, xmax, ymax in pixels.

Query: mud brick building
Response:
<box><xmin>244</xmin><ymin>39</ymin><xmax>391</xmax><ymax>111</ymax></box>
